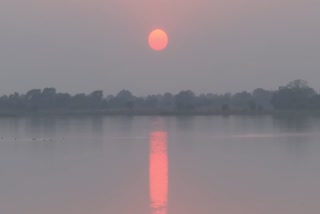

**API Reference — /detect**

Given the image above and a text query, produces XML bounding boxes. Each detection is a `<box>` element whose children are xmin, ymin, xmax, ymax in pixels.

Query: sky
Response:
<box><xmin>0</xmin><ymin>0</ymin><xmax>319</xmax><ymax>95</ymax></box>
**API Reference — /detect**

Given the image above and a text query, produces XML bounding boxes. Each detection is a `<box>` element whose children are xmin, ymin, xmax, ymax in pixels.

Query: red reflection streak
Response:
<box><xmin>149</xmin><ymin>132</ymin><xmax>168</xmax><ymax>214</ymax></box>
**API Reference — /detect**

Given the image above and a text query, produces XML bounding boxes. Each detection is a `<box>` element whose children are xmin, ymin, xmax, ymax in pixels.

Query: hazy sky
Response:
<box><xmin>0</xmin><ymin>0</ymin><xmax>319</xmax><ymax>95</ymax></box>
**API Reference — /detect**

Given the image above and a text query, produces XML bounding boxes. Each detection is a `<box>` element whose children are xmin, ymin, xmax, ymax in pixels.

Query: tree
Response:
<box><xmin>41</xmin><ymin>88</ymin><xmax>56</xmax><ymax>109</ymax></box>
<box><xmin>70</xmin><ymin>93</ymin><xmax>88</xmax><ymax>109</ymax></box>
<box><xmin>89</xmin><ymin>90</ymin><xmax>103</xmax><ymax>109</ymax></box>
<box><xmin>108</xmin><ymin>90</ymin><xmax>135</xmax><ymax>110</ymax></box>
<box><xmin>253</xmin><ymin>88</ymin><xmax>273</xmax><ymax>110</ymax></box>
<box><xmin>175</xmin><ymin>90</ymin><xmax>196</xmax><ymax>111</ymax></box>
<box><xmin>232</xmin><ymin>91</ymin><xmax>253</xmax><ymax>110</ymax></box>
<box><xmin>309</xmin><ymin>94</ymin><xmax>320</xmax><ymax>109</ymax></box>
<box><xmin>55</xmin><ymin>93</ymin><xmax>71</xmax><ymax>109</ymax></box>
<box><xmin>161</xmin><ymin>93</ymin><xmax>174</xmax><ymax>110</ymax></box>
<box><xmin>25</xmin><ymin>89</ymin><xmax>42</xmax><ymax>112</ymax></box>
<box><xmin>271</xmin><ymin>80</ymin><xmax>316</xmax><ymax>110</ymax></box>
<box><xmin>0</xmin><ymin>81</ymin><xmax>318</xmax><ymax>115</ymax></box>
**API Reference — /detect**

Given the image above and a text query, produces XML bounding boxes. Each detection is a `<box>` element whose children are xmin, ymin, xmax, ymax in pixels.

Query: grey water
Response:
<box><xmin>1</xmin><ymin>115</ymin><xmax>320</xmax><ymax>214</ymax></box>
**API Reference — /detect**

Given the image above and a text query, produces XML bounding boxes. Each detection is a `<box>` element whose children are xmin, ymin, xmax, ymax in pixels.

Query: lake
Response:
<box><xmin>0</xmin><ymin>115</ymin><xmax>320</xmax><ymax>214</ymax></box>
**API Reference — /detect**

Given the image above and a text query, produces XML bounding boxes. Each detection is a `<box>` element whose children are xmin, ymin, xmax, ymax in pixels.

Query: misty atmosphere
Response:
<box><xmin>0</xmin><ymin>79</ymin><xmax>319</xmax><ymax>115</ymax></box>
<box><xmin>1</xmin><ymin>0</ymin><xmax>320</xmax><ymax>214</ymax></box>
<box><xmin>1</xmin><ymin>1</ymin><xmax>320</xmax><ymax>95</ymax></box>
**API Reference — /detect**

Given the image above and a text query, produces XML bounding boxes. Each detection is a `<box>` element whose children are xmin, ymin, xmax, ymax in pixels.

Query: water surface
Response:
<box><xmin>0</xmin><ymin>115</ymin><xmax>320</xmax><ymax>214</ymax></box>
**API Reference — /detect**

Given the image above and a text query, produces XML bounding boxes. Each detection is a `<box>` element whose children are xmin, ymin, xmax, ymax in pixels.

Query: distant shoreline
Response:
<box><xmin>1</xmin><ymin>110</ymin><xmax>320</xmax><ymax>117</ymax></box>
<box><xmin>1</xmin><ymin>80</ymin><xmax>319</xmax><ymax>116</ymax></box>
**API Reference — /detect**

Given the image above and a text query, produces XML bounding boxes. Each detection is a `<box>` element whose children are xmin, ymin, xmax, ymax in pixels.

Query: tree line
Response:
<box><xmin>0</xmin><ymin>80</ymin><xmax>319</xmax><ymax>115</ymax></box>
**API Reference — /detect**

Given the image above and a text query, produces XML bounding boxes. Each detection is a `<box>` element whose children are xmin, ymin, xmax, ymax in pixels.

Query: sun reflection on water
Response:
<box><xmin>149</xmin><ymin>131</ymin><xmax>168</xmax><ymax>214</ymax></box>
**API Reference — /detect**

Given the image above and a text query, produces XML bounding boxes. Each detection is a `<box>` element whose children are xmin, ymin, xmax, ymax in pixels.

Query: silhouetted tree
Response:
<box><xmin>232</xmin><ymin>91</ymin><xmax>253</xmax><ymax>110</ymax></box>
<box><xmin>0</xmin><ymin>80</ymin><xmax>317</xmax><ymax>115</ymax></box>
<box><xmin>271</xmin><ymin>80</ymin><xmax>315</xmax><ymax>110</ymax></box>
<box><xmin>253</xmin><ymin>88</ymin><xmax>273</xmax><ymax>110</ymax></box>
<box><xmin>55</xmin><ymin>93</ymin><xmax>71</xmax><ymax>109</ymax></box>
<box><xmin>88</xmin><ymin>90</ymin><xmax>103</xmax><ymax>109</ymax></box>
<box><xmin>175</xmin><ymin>90</ymin><xmax>196</xmax><ymax>111</ymax></box>
<box><xmin>26</xmin><ymin>89</ymin><xmax>42</xmax><ymax>112</ymax></box>
<box><xmin>108</xmin><ymin>90</ymin><xmax>135</xmax><ymax>110</ymax></box>
<box><xmin>70</xmin><ymin>93</ymin><xmax>88</xmax><ymax>109</ymax></box>
<box><xmin>41</xmin><ymin>88</ymin><xmax>56</xmax><ymax>109</ymax></box>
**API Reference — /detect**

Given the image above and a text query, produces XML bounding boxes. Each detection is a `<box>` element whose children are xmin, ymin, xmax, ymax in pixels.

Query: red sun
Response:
<box><xmin>148</xmin><ymin>29</ymin><xmax>168</xmax><ymax>51</ymax></box>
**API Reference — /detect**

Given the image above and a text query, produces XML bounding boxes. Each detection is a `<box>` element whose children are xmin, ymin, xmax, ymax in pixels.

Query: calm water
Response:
<box><xmin>1</xmin><ymin>115</ymin><xmax>320</xmax><ymax>214</ymax></box>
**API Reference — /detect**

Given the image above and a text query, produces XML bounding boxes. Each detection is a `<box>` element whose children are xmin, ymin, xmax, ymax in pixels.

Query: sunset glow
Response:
<box><xmin>148</xmin><ymin>29</ymin><xmax>168</xmax><ymax>51</ymax></box>
<box><xmin>149</xmin><ymin>131</ymin><xmax>168</xmax><ymax>214</ymax></box>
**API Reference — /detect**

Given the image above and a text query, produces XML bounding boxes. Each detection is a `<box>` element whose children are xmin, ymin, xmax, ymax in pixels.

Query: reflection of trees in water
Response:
<box><xmin>0</xmin><ymin>118</ymin><xmax>24</xmax><ymax>140</ymax></box>
<box><xmin>90</xmin><ymin>116</ymin><xmax>103</xmax><ymax>134</ymax></box>
<box><xmin>170</xmin><ymin>117</ymin><xmax>196</xmax><ymax>152</ymax></box>
<box><xmin>272</xmin><ymin>115</ymin><xmax>313</xmax><ymax>158</ymax></box>
<box><xmin>25</xmin><ymin>117</ymin><xmax>57</xmax><ymax>138</ymax></box>
<box><xmin>117</xmin><ymin>116</ymin><xmax>134</xmax><ymax>132</ymax></box>
<box><xmin>175</xmin><ymin>116</ymin><xmax>195</xmax><ymax>132</ymax></box>
<box><xmin>272</xmin><ymin>115</ymin><xmax>312</xmax><ymax>132</ymax></box>
<box><xmin>90</xmin><ymin>116</ymin><xmax>104</xmax><ymax>146</ymax></box>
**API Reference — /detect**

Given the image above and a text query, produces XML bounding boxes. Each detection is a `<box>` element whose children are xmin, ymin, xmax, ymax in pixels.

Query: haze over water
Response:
<box><xmin>1</xmin><ymin>115</ymin><xmax>320</xmax><ymax>214</ymax></box>
<box><xmin>1</xmin><ymin>0</ymin><xmax>320</xmax><ymax>94</ymax></box>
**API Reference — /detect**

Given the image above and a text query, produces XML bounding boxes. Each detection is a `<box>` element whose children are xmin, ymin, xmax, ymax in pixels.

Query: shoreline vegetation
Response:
<box><xmin>1</xmin><ymin>79</ymin><xmax>320</xmax><ymax>116</ymax></box>
<box><xmin>2</xmin><ymin>110</ymin><xmax>320</xmax><ymax>117</ymax></box>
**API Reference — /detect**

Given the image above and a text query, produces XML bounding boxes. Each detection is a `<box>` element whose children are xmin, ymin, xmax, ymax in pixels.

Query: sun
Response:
<box><xmin>148</xmin><ymin>29</ymin><xmax>168</xmax><ymax>51</ymax></box>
